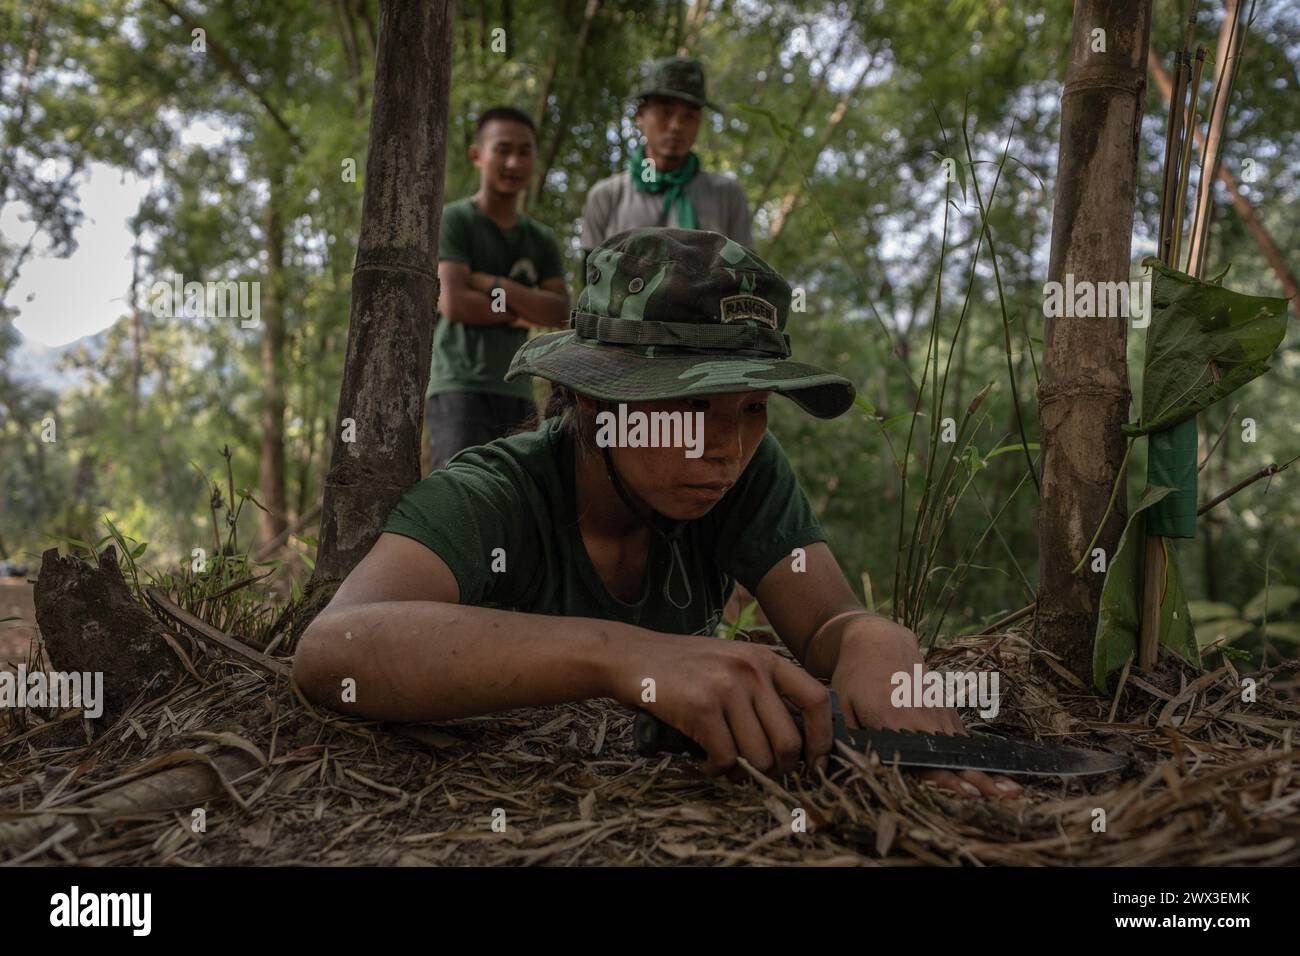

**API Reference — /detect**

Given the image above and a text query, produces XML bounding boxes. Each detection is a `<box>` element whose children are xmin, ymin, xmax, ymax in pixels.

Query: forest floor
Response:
<box><xmin>2</xmin><ymin>579</ymin><xmax>1299</xmax><ymax>866</ymax></box>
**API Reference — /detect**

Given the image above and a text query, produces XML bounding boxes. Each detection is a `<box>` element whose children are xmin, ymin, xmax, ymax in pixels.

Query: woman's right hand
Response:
<box><xmin>610</xmin><ymin>632</ymin><xmax>834</xmax><ymax>780</ymax></box>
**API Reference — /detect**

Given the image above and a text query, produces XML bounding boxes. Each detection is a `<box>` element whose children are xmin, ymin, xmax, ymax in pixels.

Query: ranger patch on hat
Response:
<box><xmin>719</xmin><ymin>294</ymin><xmax>778</xmax><ymax>329</ymax></box>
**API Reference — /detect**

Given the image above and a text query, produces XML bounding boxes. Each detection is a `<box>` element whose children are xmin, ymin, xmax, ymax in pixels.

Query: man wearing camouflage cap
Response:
<box><xmin>581</xmin><ymin>57</ymin><xmax>752</xmax><ymax>266</ymax></box>
<box><xmin>297</xmin><ymin>229</ymin><xmax>1021</xmax><ymax>801</ymax></box>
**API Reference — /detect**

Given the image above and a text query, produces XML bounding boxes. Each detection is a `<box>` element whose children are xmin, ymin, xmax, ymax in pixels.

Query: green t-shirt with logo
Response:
<box><xmin>381</xmin><ymin>417</ymin><xmax>827</xmax><ymax>636</ymax></box>
<box><xmin>430</xmin><ymin>197</ymin><xmax>566</xmax><ymax>401</ymax></box>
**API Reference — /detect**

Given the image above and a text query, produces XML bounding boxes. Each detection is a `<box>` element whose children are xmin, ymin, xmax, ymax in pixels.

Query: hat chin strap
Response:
<box><xmin>596</xmin><ymin>402</ymin><xmax>693</xmax><ymax>611</ymax></box>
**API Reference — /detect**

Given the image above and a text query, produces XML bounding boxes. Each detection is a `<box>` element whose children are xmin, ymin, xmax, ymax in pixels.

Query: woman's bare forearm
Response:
<box><xmin>293</xmin><ymin>600</ymin><xmax>647</xmax><ymax>722</ymax></box>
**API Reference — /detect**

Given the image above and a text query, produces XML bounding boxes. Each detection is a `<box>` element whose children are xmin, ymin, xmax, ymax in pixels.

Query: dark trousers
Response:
<box><xmin>424</xmin><ymin>391</ymin><xmax>536</xmax><ymax>472</ymax></box>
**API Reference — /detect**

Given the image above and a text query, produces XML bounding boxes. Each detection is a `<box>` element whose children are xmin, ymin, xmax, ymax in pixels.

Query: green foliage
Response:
<box><xmin>1093</xmin><ymin>485</ymin><xmax>1200</xmax><ymax>692</ymax></box>
<box><xmin>1126</xmin><ymin>259</ymin><xmax>1290</xmax><ymax>437</ymax></box>
<box><xmin>1188</xmin><ymin>584</ymin><xmax>1300</xmax><ymax>661</ymax></box>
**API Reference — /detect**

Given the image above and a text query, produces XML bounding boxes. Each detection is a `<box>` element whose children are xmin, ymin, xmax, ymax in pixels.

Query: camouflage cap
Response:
<box><xmin>506</xmin><ymin>229</ymin><xmax>856</xmax><ymax>419</ymax></box>
<box><xmin>633</xmin><ymin>56</ymin><xmax>718</xmax><ymax>111</ymax></box>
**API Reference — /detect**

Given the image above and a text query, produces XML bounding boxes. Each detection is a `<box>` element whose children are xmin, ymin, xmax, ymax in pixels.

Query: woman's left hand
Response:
<box><xmin>829</xmin><ymin>616</ymin><xmax>1022</xmax><ymax>800</ymax></box>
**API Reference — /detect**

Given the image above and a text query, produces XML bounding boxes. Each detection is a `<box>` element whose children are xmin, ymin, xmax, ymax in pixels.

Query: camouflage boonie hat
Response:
<box><xmin>506</xmin><ymin>229</ymin><xmax>856</xmax><ymax>419</ymax></box>
<box><xmin>633</xmin><ymin>56</ymin><xmax>718</xmax><ymax>111</ymax></box>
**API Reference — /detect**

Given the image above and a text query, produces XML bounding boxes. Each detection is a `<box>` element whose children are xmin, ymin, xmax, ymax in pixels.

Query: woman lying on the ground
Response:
<box><xmin>295</xmin><ymin>229</ymin><xmax>1021</xmax><ymax>799</ymax></box>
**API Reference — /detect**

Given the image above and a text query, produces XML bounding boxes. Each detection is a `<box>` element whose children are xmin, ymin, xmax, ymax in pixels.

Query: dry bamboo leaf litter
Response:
<box><xmin>2</xmin><ymin>625</ymin><xmax>1297</xmax><ymax>865</ymax></box>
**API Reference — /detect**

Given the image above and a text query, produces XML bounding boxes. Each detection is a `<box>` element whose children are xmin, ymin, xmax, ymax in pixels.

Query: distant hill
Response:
<box><xmin>7</xmin><ymin>331</ymin><xmax>99</xmax><ymax>395</ymax></box>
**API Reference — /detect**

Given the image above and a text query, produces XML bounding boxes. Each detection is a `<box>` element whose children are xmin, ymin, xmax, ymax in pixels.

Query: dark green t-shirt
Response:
<box><xmin>381</xmin><ymin>417</ymin><xmax>827</xmax><ymax>636</ymax></box>
<box><xmin>430</xmin><ymin>197</ymin><xmax>565</xmax><ymax>401</ymax></box>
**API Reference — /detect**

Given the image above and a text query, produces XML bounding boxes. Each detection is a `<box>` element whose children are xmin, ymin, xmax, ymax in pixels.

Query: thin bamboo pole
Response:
<box><xmin>1140</xmin><ymin>10</ymin><xmax>1198</xmax><ymax>670</ymax></box>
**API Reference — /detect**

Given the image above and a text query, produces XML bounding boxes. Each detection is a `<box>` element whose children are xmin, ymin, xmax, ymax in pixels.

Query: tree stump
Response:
<box><xmin>33</xmin><ymin>546</ymin><xmax>185</xmax><ymax>725</ymax></box>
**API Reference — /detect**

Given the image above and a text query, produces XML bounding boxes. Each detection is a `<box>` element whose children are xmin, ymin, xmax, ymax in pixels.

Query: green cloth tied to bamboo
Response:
<box><xmin>1145</xmin><ymin>419</ymin><xmax>1198</xmax><ymax>537</ymax></box>
<box><xmin>1092</xmin><ymin>258</ymin><xmax>1289</xmax><ymax>690</ymax></box>
<box><xmin>629</xmin><ymin>145</ymin><xmax>700</xmax><ymax>230</ymax></box>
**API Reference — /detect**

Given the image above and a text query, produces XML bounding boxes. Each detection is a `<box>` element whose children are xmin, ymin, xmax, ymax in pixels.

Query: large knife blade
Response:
<box><xmin>634</xmin><ymin>690</ymin><xmax>1126</xmax><ymax>778</ymax></box>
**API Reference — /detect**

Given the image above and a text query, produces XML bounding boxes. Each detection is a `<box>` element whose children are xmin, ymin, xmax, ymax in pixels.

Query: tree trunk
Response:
<box><xmin>0</xmin><ymin>0</ymin><xmax>49</xmax><ymax>210</ymax></box>
<box><xmin>524</xmin><ymin>0</ymin><xmax>569</xmax><ymax>211</ymax></box>
<box><xmin>1035</xmin><ymin>0</ymin><xmax>1151</xmax><ymax>681</ymax></box>
<box><xmin>753</xmin><ymin>18</ymin><xmax>856</xmax><ymax>211</ymax></box>
<box><xmin>258</xmin><ymin>164</ymin><xmax>288</xmax><ymax>547</ymax></box>
<box><xmin>332</xmin><ymin>0</ymin><xmax>369</xmax><ymax>118</ymax></box>
<box><xmin>765</xmin><ymin>52</ymin><xmax>874</xmax><ymax>244</ymax></box>
<box><xmin>531</xmin><ymin>0</ymin><xmax>600</xmax><ymax>206</ymax></box>
<box><xmin>309</xmin><ymin>0</ymin><xmax>455</xmax><ymax>592</ymax></box>
<box><xmin>128</xmin><ymin>223</ymin><xmax>144</xmax><ymax>431</ymax></box>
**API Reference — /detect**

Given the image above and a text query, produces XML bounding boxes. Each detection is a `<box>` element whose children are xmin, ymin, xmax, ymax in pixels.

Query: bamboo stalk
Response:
<box><xmin>1170</xmin><ymin>47</ymin><xmax>1206</xmax><ymax>270</ymax></box>
<box><xmin>1149</xmin><ymin>36</ymin><xmax>1297</xmax><ymax>311</ymax></box>
<box><xmin>1186</xmin><ymin>0</ymin><xmax>1243</xmax><ymax>272</ymax></box>
<box><xmin>1156</xmin><ymin>12</ymin><xmax>1197</xmax><ymax>262</ymax></box>
<box><xmin>1140</xmin><ymin>9</ymin><xmax>1198</xmax><ymax>670</ymax></box>
<box><xmin>1192</xmin><ymin>0</ymin><xmax>1250</xmax><ymax>277</ymax></box>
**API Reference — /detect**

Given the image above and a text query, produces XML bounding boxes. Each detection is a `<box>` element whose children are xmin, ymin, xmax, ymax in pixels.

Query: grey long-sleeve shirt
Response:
<box><xmin>580</xmin><ymin>167</ymin><xmax>753</xmax><ymax>251</ymax></box>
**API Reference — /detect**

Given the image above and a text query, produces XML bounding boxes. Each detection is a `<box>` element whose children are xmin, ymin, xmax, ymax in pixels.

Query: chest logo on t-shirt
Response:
<box><xmin>719</xmin><ymin>294</ymin><xmax>778</xmax><ymax>329</ymax></box>
<box><xmin>509</xmin><ymin>258</ymin><xmax>539</xmax><ymax>287</ymax></box>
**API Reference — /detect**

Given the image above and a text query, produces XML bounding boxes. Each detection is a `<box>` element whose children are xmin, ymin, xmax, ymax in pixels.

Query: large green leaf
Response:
<box><xmin>1243</xmin><ymin>585</ymin><xmax>1300</xmax><ymax>621</ymax></box>
<box><xmin>1093</xmin><ymin>485</ymin><xmax>1200</xmax><ymax>691</ymax></box>
<box><xmin>1194</xmin><ymin>618</ymin><xmax>1253</xmax><ymax>647</ymax></box>
<box><xmin>1186</xmin><ymin>600</ymin><xmax>1239</xmax><ymax>623</ymax></box>
<box><xmin>1123</xmin><ymin>258</ymin><xmax>1288</xmax><ymax>437</ymax></box>
<box><xmin>1262</xmin><ymin>622</ymin><xmax>1300</xmax><ymax>644</ymax></box>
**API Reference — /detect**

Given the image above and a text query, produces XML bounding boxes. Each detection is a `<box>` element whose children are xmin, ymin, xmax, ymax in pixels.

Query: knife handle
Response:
<box><xmin>634</xmin><ymin>693</ymin><xmax>833</xmax><ymax>759</ymax></box>
<box><xmin>633</xmin><ymin>710</ymin><xmax>707</xmax><ymax>758</ymax></box>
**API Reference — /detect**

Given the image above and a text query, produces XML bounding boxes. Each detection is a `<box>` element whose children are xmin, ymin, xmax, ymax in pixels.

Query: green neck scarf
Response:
<box><xmin>628</xmin><ymin>145</ymin><xmax>700</xmax><ymax>230</ymax></box>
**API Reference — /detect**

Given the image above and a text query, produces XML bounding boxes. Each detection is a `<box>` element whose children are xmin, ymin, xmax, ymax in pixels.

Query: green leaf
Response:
<box><xmin>1262</xmin><ymin>621</ymin><xmax>1300</xmax><ymax>643</ymax></box>
<box><xmin>52</xmin><ymin>535</ymin><xmax>94</xmax><ymax>554</ymax></box>
<box><xmin>299</xmin><ymin>553</ymin><xmax>316</xmax><ymax>571</ymax></box>
<box><xmin>1186</xmin><ymin>600</ymin><xmax>1240</xmax><ymax>623</ymax></box>
<box><xmin>1093</xmin><ymin>485</ymin><xmax>1199</xmax><ymax>691</ymax></box>
<box><xmin>1243</xmin><ymin>584</ymin><xmax>1300</xmax><ymax>621</ymax></box>
<box><xmin>1194</xmin><ymin>618</ymin><xmax>1253</xmax><ymax>647</ymax></box>
<box><xmin>853</xmin><ymin>394</ymin><xmax>876</xmax><ymax>417</ymax></box>
<box><xmin>984</xmin><ymin>442</ymin><xmax>1039</xmax><ymax>460</ymax></box>
<box><xmin>881</xmin><ymin>411</ymin><xmax>924</xmax><ymax>432</ymax></box>
<box><xmin>1003</xmin><ymin>154</ymin><xmax>1046</xmax><ymax>191</ymax></box>
<box><xmin>130</xmin><ymin>542</ymin><xmax>148</xmax><ymax>560</ymax></box>
<box><xmin>1123</xmin><ymin>258</ymin><xmax>1289</xmax><ymax>437</ymax></box>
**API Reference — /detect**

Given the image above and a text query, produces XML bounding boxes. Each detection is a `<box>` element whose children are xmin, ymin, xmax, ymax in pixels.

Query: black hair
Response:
<box><xmin>511</xmin><ymin>384</ymin><xmax>597</xmax><ymax>453</ymax></box>
<box><xmin>475</xmin><ymin>106</ymin><xmax>537</xmax><ymax>141</ymax></box>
